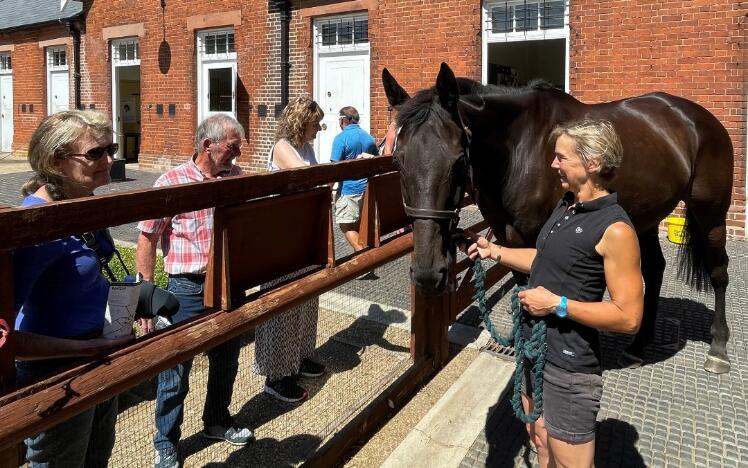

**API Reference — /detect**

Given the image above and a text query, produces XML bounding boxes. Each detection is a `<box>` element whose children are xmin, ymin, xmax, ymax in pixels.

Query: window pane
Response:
<box><xmin>208</xmin><ymin>67</ymin><xmax>233</xmax><ymax>112</ymax></box>
<box><xmin>354</xmin><ymin>19</ymin><xmax>369</xmax><ymax>43</ymax></box>
<box><xmin>205</xmin><ymin>35</ymin><xmax>216</xmax><ymax>55</ymax></box>
<box><xmin>216</xmin><ymin>34</ymin><xmax>227</xmax><ymax>54</ymax></box>
<box><xmin>322</xmin><ymin>24</ymin><xmax>337</xmax><ymax>46</ymax></box>
<box><xmin>228</xmin><ymin>33</ymin><xmax>235</xmax><ymax>53</ymax></box>
<box><xmin>338</xmin><ymin>20</ymin><xmax>353</xmax><ymax>44</ymax></box>
<box><xmin>515</xmin><ymin>3</ymin><xmax>538</xmax><ymax>31</ymax></box>
<box><xmin>491</xmin><ymin>6</ymin><xmax>511</xmax><ymax>33</ymax></box>
<box><xmin>541</xmin><ymin>1</ymin><xmax>565</xmax><ymax>29</ymax></box>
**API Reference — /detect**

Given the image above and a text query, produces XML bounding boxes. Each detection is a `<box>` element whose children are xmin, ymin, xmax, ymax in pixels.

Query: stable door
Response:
<box><xmin>0</xmin><ymin>74</ymin><xmax>12</xmax><ymax>152</ymax></box>
<box><xmin>48</xmin><ymin>71</ymin><xmax>69</xmax><ymax>115</ymax></box>
<box><xmin>316</xmin><ymin>53</ymin><xmax>369</xmax><ymax>164</ymax></box>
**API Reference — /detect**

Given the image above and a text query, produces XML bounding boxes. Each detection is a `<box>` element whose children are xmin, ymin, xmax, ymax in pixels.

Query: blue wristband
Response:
<box><xmin>555</xmin><ymin>296</ymin><xmax>568</xmax><ymax>318</ymax></box>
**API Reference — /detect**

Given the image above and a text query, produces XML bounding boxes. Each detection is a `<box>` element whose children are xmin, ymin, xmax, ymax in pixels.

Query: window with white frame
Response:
<box><xmin>0</xmin><ymin>53</ymin><xmax>10</xmax><ymax>73</ymax></box>
<box><xmin>47</xmin><ymin>46</ymin><xmax>68</xmax><ymax>70</ymax></box>
<box><xmin>197</xmin><ymin>28</ymin><xmax>237</xmax><ymax>121</ymax></box>
<box><xmin>315</xmin><ymin>15</ymin><xmax>369</xmax><ymax>51</ymax></box>
<box><xmin>198</xmin><ymin>30</ymin><xmax>236</xmax><ymax>58</ymax></box>
<box><xmin>485</xmin><ymin>0</ymin><xmax>567</xmax><ymax>39</ymax></box>
<box><xmin>112</xmin><ymin>38</ymin><xmax>140</xmax><ymax>65</ymax></box>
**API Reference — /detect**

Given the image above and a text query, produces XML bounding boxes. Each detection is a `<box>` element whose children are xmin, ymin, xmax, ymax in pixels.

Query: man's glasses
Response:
<box><xmin>67</xmin><ymin>143</ymin><xmax>119</xmax><ymax>161</ymax></box>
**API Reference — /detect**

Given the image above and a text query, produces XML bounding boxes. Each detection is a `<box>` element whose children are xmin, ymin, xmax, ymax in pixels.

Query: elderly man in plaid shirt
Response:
<box><xmin>136</xmin><ymin>114</ymin><xmax>253</xmax><ymax>468</ymax></box>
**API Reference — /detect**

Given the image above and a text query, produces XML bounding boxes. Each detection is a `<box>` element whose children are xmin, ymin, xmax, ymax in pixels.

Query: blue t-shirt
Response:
<box><xmin>14</xmin><ymin>195</ymin><xmax>113</xmax><ymax>338</ymax></box>
<box><xmin>330</xmin><ymin>123</ymin><xmax>378</xmax><ymax>195</ymax></box>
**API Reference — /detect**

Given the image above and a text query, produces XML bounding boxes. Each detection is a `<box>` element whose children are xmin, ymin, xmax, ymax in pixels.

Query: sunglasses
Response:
<box><xmin>67</xmin><ymin>143</ymin><xmax>119</xmax><ymax>161</ymax></box>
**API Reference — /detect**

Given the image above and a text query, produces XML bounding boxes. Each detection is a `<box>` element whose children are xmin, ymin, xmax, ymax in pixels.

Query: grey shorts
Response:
<box><xmin>522</xmin><ymin>360</ymin><xmax>603</xmax><ymax>443</ymax></box>
<box><xmin>335</xmin><ymin>193</ymin><xmax>364</xmax><ymax>224</ymax></box>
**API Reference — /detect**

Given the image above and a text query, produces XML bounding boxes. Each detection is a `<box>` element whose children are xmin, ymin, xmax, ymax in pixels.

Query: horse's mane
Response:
<box><xmin>397</xmin><ymin>78</ymin><xmax>555</xmax><ymax>129</ymax></box>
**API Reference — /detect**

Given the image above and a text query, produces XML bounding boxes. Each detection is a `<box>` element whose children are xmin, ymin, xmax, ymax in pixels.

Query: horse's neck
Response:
<box><xmin>472</xmin><ymin>91</ymin><xmax>572</xmax><ymax>245</ymax></box>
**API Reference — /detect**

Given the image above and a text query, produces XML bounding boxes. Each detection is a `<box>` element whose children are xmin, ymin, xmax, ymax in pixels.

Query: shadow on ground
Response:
<box><xmin>601</xmin><ymin>296</ymin><xmax>714</xmax><ymax>371</ymax></box>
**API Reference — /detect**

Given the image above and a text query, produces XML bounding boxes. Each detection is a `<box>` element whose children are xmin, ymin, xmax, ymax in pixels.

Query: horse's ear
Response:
<box><xmin>436</xmin><ymin>62</ymin><xmax>459</xmax><ymax>113</ymax></box>
<box><xmin>382</xmin><ymin>68</ymin><xmax>410</xmax><ymax>107</ymax></box>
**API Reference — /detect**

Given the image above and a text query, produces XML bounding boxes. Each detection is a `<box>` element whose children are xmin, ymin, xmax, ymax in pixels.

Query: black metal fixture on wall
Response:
<box><xmin>279</xmin><ymin>0</ymin><xmax>291</xmax><ymax>113</ymax></box>
<box><xmin>66</xmin><ymin>20</ymin><xmax>82</xmax><ymax>111</ymax></box>
<box><xmin>158</xmin><ymin>0</ymin><xmax>171</xmax><ymax>74</ymax></box>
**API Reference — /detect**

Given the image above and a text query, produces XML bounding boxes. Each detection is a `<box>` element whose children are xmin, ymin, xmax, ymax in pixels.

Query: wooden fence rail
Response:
<box><xmin>0</xmin><ymin>157</ymin><xmax>508</xmax><ymax>465</ymax></box>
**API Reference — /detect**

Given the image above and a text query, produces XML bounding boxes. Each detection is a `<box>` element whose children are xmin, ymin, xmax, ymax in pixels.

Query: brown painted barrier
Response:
<box><xmin>0</xmin><ymin>157</ymin><xmax>508</xmax><ymax>466</ymax></box>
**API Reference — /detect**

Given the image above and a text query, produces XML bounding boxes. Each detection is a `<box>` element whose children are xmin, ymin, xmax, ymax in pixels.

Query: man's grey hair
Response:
<box><xmin>194</xmin><ymin>114</ymin><xmax>245</xmax><ymax>153</ymax></box>
<box><xmin>550</xmin><ymin>118</ymin><xmax>623</xmax><ymax>178</ymax></box>
<box><xmin>339</xmin><ymin>106</ymin><xmax>360</xmax><ymax>124</ymax></box>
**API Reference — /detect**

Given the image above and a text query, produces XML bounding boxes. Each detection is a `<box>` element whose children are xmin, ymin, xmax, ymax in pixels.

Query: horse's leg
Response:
<box><xmin>620</xmin><ymin>229</ymin><xmax>665</xmax><ymax>367</ymax></box>
<box><xmin>692</xmin><ymin>213</ymin><xmax>730</xmax><ymax>374</ymax></box>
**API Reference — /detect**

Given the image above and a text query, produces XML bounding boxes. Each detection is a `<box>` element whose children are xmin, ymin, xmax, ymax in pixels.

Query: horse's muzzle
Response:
<box><xmin>410</xmin><ymin>265</ymin><xmax>449</xmax><ymax>295</ymax></box>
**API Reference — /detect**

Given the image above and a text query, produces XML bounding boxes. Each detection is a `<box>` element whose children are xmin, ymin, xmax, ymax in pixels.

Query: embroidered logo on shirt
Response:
<box><xmin>563</xmin><ymin>349</ymin><xmax>576</xmax><ymax>357</ymax></box>
<box><xmin>575</xmin><ymin>227</ymin><xmax>583</xmax><ymax>234</ymax></box>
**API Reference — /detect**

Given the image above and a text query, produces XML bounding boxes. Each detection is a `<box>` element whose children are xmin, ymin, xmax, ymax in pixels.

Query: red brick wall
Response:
<box><xmin>367</xmin><ymin>0</ymin><xmax>482</xmax><ymax>139</ymax></box>
<box><xmin>569</xmin><ymin>0</ymin><xmax>747</xmax><ymax>237</ymax></box>
<box><xmin>0</xmin><ymin>24</ymin><xmax>73</xmax><ymax>155</ymax></box>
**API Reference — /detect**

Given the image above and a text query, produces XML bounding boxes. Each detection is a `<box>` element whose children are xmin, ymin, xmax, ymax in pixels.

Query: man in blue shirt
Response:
<box><xmin>330</xmin><ymin>106</ymin><xmax>378</xmax><ymax>252</ymax></box>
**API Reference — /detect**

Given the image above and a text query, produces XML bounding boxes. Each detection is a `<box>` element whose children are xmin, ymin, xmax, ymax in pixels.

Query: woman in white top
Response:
<box><xmin>255</xmin><ymin>96</ymin><xmax>326</xmax><ymax>403</ymax></box>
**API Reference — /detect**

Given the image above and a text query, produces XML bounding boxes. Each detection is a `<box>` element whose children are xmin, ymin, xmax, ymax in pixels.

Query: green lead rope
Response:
<box><xmin>472</xmin><ymin>259</ymin><xmax>548</xmax><ymax>424</ymax></box>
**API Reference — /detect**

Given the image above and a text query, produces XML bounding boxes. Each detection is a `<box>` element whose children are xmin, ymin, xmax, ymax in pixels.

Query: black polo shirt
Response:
<box><xmin>523</xmin><ymin>191</ymin><xmax>633</xmax><ymax>374</ymax></box>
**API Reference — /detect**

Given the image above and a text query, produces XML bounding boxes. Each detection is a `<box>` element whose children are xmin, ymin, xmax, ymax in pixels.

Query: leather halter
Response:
<box><xmin>398</xmin><ymin>125</ymin><xmax>474</xmax><ymax>233</ymax></box>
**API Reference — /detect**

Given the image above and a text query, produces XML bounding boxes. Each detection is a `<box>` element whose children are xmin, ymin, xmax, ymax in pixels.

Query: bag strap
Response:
<box><xmin>79</xmin><ymin>230</ymin><xmax>130</xmax><ymax>281</ymax></box>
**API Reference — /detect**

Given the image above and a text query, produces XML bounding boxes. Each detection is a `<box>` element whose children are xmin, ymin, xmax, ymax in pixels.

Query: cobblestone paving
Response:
<box><xmin>460</xmin><ymin>238</ymin><xmax>748</xmax><ymax>468</ymax></box>
<box><xmin>9</xmin><ymin>167</ymin><xmax>747</xmax><ymax>467</ymax></box>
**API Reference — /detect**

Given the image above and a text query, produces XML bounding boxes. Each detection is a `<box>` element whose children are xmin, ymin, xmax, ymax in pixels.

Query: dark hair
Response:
<box><xmin>339</xmin><ymin>106</ymin><xmax>360</xmax><ymax>124</ymax></box>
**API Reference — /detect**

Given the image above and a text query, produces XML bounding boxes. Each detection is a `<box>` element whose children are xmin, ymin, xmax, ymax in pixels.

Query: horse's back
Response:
<box><xmin>576</xmin><ymin>92</ymin><xmax>734</xmax><ymax>230</ymax></box>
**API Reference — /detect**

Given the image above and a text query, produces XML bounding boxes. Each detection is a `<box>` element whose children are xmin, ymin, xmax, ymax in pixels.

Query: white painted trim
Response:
<box><xmin>196</xmin><ymin>28</ymin><xmax>237</xmax><ymax>125</ymax></box>
<box><xmin>313</xmin><ymin>13</ymin><xmax>371</xmax><ymax>160</ymax></box>
<box><xmin>481</xmin><ymin>0</ymin><xmax>569</xmax><ymax>91</ymax></box>
<box><xmin>46</xmin><ymin>46</ymin><xmax>69</xmax><ymax>115</ymax></box>
<box><xmin>0</xmin><ymin>74</ymin><xmax>13</xmax><ymax>152</ymax></box>
<box><xmin>0</xmin><ymin>52</ymin><xmax>11</xmax><ymax>75</ymax></box>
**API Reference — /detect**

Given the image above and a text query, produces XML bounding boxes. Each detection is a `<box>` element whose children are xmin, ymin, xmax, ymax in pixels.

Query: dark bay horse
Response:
<box><xmin>384</xmin><ymin>63</ymin><xmax>733</xmax><ymax>374</ymax></box>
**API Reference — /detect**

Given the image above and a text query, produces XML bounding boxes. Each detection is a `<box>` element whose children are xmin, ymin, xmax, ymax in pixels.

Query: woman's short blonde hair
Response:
<box><xmin>274</xmin><ymin>96</ymin><xmax>324</xmax><ymax>148</ymax></box>
<box><xmin>23</xmin><ymin>110</ymin><xmax>113</xmax><ymax>200</ymax></box>
<box><xmin>550</xmin><ymin>119</ymin><xmax>623</xmax><ymax>179</ymax></box>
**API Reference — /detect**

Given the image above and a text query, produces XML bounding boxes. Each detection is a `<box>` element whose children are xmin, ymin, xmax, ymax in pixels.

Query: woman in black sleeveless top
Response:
<box><xmin>468</xmin><ymin>119</ymin><xmax>643</xmax><ymax>468</ymax></box>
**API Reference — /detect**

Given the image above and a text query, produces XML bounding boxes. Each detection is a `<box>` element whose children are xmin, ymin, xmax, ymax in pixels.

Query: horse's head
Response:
<box><xmin>383</xmin><ymin>63</ymin><xmax>482</xmax><ymax>295</ymax></box>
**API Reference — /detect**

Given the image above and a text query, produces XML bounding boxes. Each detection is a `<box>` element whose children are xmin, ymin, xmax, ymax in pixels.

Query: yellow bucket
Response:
<box><xmin>666</xmin><ymin>216</ymin><xmax>688</xmax><ymax>244</ymax></box>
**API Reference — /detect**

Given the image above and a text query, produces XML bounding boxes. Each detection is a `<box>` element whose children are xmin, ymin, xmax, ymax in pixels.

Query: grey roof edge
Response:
<box><xmin>0</xmin><ymin>0</ymin><xmax>84</xmax><ymax>33</ymax></box>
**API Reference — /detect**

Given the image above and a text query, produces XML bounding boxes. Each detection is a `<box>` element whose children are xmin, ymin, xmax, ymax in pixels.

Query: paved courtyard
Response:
<box><xmin>3</xmin><ymin>165</ymin><xmax>747</xmax><ymax>466</ymax></box>
<box><xmin>460</xmin><ymin>238</ymin><xmax>748</xmax><ymax>467</ymax></box>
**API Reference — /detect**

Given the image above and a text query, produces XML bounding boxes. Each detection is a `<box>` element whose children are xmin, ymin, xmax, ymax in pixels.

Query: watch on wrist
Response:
<box><xmin>555</xmin><ymin>296</ymin><xmax>568</xmax><ymax>318</ymax></box>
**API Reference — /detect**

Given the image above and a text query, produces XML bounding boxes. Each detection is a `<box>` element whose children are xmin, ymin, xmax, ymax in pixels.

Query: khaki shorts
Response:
<box><xmin>335</xmin><ymin>193</ymin><xmax>364</xmax><ymax>225</ymax></box>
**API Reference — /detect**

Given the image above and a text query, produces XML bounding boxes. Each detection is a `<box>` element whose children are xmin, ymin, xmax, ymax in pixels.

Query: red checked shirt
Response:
<box><xmin>137</xmin><ymin>156</ymin><xmax>241</xmax><ymax>275</ymax></box>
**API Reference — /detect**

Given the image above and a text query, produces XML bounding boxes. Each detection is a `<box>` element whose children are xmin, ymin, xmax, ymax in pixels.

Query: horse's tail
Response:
<box><xmin>676</xmin><ymin>209</ymin><xmax>711</xmax><ymax>292</ymax></box>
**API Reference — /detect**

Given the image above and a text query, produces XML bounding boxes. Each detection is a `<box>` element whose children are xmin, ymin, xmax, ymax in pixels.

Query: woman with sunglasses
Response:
<box><xmin>13</xmin><ymin>110</ymin><xmax>132</xmax><ymax>467</ymax></box>
<box><xmin>254</xmin><ymin>96</ymin><xmax>327</xmax><ymax>403</ymax></box>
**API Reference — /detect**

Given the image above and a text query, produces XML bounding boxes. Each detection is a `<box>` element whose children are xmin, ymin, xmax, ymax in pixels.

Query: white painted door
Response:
<box><xmin>0</xmin><ymin>75</ymin><xmax>12</xmax><ymax>152</ymax></box>
<box><xmin>316</xmin><ymin>53</ymin><xmax>369</xmax><ymax>164</ymax></box>
<box><xmin>49</xmin><ymin>71</ymin><xmax>69</xmax><ymax>114</ymax></box>
<box><xmin>201</xmin><ymin>61</ymin><xmax>236</xmax><ymax>121</ymax></box>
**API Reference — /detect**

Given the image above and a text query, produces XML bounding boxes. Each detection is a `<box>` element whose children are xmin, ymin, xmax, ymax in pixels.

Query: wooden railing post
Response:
<box><xmin>0</xmin><ymin>250</ymin><xmax>20</xmax><ymax>467</ymax></box>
